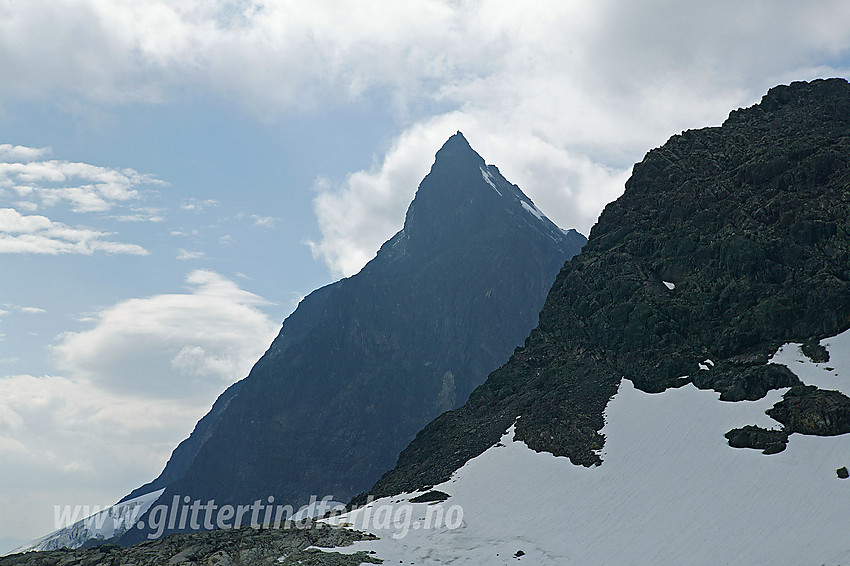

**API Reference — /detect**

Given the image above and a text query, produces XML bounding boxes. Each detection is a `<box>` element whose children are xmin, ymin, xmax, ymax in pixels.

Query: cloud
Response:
<box><xmin>0</xmin><ymin>0</ymin><xmax>501</xmax><ymax>111</ymax></box>
<box><xmin>232</xmin><ymin>212</ymin><xmax>279</xmax><ymax>228</ymax></box>
<box><xmin>18</xmin><ymin>307</ymin><xmax>46</xmax><ymax>314</ymax></box>
<box><xmin>53</xmin><ymin>269</ymin><xmax>279</xmax><ymax>399</ymax></box>
<box><xmin>2</xmin><ymin>2</ymin><xmax>849</xmax><ymax>274</ymax></box>
<box><xmin>0</xmin><ymin>373</ymin><xmax>210</xmax><ymax>539</ymax></box>
<box><xmin>0</xmin><ymin>374</ymin><xmax>201</xmax><ymax>460</ymax></box>
<box><xmin>1</xmin><ymin>2</ymin><xmax>847</xmax><ymax>115</ymax></box>
<box><xmin>112</xmin><ymin>207</ymin><xmax>166</xmax><ymax>223</ymax></box>
<box><xmin>0</xmin><ymin>272</ymin><xmax>277</xmax><ymax>539</ymax></box>
<box><xmin>0</xmin><ymin>144</ymin><xmax>51</xmax><ymax>162</ymax></box>
<box><xmin>176</xmin><ymin>248</ymin><xmax>205</xmax><ymax>260</ymax></box>
<box><xmin>250</xmin><ymin>214</ymin><xmax>277</xmax><ymax>228</ymax></box>
<box><xmin>0</xmin><ymin>158</ymin><xmax>162</xmax><ymax>213</ymax></box>
<box><xmin>180</xmin><ymin>199</ymin><xmax>220</xmax><ymax>211</ymax></box>
<box><xmin>308</xmin><ymin>120</ymin><xmax>454</xmax><ymax>276</ymax></box>
<box><xmin>0</xmin><ymin>208</ymin><xmax>149</xmax><ymax>255</ymax></box>
<box><xmin>302</xmin><ymin>1</ymin><xmax>850</xmax><ymax>274</ymax></box>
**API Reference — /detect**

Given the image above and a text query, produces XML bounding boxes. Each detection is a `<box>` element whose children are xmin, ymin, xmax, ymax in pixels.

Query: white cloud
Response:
<box><xmin>2</xmin><ymin>3</ymin><xmax>849</xmax><ymax>274</ymax></box>
<box><xmin>112</xmin><ymin>207</ymin><xmax>166</xmax><ymax>223</ymax></box>
<box><xmin>53</xmin><ymin>269</ymin><xmax>279</xmax><ymax>399</ymax></box>
<box><xmin>180</xmin><ymin>199</ymin><xmax>220</xmax><ymax>211</ymax></box>
<box><xmin>1</xmin><ymin>2</ymin><xmax>847</xmax><ymax>116</ymax></box>
<box><xmin>0</xmin><ymin>269</ymin><xmax>279</xmax><ymax>540</ymax></box>
<box><xmin>18</xmin><ymin>307</ymin><xmax>46</xmax><ymax>314</ymax></box>
<box><xmin>250</xmin><ymin>214</ymin><xmax>277</xmax><ymax>228</ymax></box>
<box><xmin>176</xmin><ymin>248</ymin><xmax>205</xmax><ymax>260</ymax></box>
<box><xmin>302</xmin><ymin>1</ymin><xmax>850</xmax><ymax>274</ymax></box>
<box><xmin>0</xmin><ymin>373</ymin><xmax>209</xmax><ymax>539</ymax></box>
<box><xmin>0</xmin><ymin>208</ymin><xmax>149</xmax><ymax>255</ymax></box>
<box><xmin>308</xmin><ymin>120</ymin><xmax>455</xmax><ymax>276</ymax></box>
<box><xmin>0</xmin><ymin>144</ymin><xmax>51</xmax><ymax>163</ymax></box>
<box><xmin>0</xmin><ymin>159</ymin><xmax>162</xmax><ymax>213</ymax></box>
<box><xmin>0</xmin><ymin>374</ymin><xmax>200</xmax><ymax>459</ymax></box>
<box><xmin>233</xmin><ymin>212</ymin><xmax>279</xmax><ymax>228</ymax></box>
<box><xmin>0</xmin><ymin>0</ymin><xmax>499</xmax><ymax>111</ymax></box>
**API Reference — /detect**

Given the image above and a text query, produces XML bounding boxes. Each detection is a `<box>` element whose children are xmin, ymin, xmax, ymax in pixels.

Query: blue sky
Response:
<box><xmin>2</xmin><ymin>0</ymin><xmax>850</xmax><ymax>548</ymax></box>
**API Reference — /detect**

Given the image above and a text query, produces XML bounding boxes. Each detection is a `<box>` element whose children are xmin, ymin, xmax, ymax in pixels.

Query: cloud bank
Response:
<box><xmin>54</xmin><ymin>269</ymin><xmax>279</xmax><ymax>399</ymax></box>
<box><xmin>0</xmin><ymin>156</ymin><xmax>162</xmax><ymax>213</ymax></box>
<box><xmin>0</xmin><ymin>270</ymin><xmax>280</xmax><ymax>538</ymax></box>
<box><xmin>3</xmin><ymin>2</ymin><xmax>849</xmax><ymax>275</ymax></box>
<box><xmin>0</xmin><ymin>144</ymin><xmax>166</xmax><ymax>255</ymax></box>
<box><xmin>0</xmin><ymin>208</ymin><xmax>149</xmax><ymax>255</ymax></box>
<box><xmin>0</xmin><ymin>372</ymin><xmax>209</xmax><ymax>541</ymax></box>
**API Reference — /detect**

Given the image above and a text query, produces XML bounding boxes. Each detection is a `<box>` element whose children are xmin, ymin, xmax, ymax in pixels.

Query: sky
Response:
<box><xmin>1</xmin><ymin>0</ymin><xmax>850</xmax><ymax>549</ymax></box>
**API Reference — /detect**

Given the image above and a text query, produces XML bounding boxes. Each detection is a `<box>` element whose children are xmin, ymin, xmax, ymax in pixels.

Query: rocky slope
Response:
<box><xmin>360</xmin><ymin>78</ymin><xmax>850</xmax><ymax>501</ymax></box>
<box><xmin>112</xmin><ymin>132</ymin><xmax>585</xmax><ymax>544</ymax></box>
<box><xmin>1</xmin><ymin>525</ymin><xmax>377</xmax><ymax>566</ymax></box>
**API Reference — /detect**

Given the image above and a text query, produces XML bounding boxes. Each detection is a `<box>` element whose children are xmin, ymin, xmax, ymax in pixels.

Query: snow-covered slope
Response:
<box><xmin>9</xmin><ymin>489</ymin><xmax>164</xmax><ymax>554</ymax></box>
<box><xmin>323</xmin><ymin>330</ymin><xmax>850</xmax><ymax>564</ymax></box>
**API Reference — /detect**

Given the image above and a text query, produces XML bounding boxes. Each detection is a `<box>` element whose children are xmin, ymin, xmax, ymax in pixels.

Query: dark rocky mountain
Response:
<box><xmin>361</xmin><ymin>78</ymin><xmax>850</xmax><ymax>500</ymax></box>
<box><xmin>117</xmin><ymin>132</ymin><xmax>586</xmax><ymax>543</ymax></box>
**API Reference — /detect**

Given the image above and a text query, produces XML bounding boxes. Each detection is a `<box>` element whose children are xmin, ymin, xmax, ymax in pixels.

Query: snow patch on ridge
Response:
<box><xmin>480</xmin><ymin>167</ymin><xmax>502</xmax><ymax>196</ymax></box>
<box><xmin>520</xmin><ymin>200</ymin><xmax>546</xmax><ymax>221</ymax></box>
<box><xmin>323</xmin><ymin>332</ymin><xmax>850</xmax><ymax>564</ymax></box>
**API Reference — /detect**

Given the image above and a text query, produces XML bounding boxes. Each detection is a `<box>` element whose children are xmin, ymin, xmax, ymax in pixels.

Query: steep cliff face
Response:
<box><xmin>364</xmin><ymin>78</ymin><xmax>850</xmax><ymax>500</ymax></box>
<box><xmin>117</xmin><ymin>132</ymin><xmax>585</xmax><ymax>544</ymax></box>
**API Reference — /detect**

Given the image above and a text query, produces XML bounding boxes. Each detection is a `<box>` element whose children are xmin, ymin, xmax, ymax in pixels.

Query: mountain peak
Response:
<box><xmin>108</xmin><ymin>132</ymin><xmax>585</xmax><ymax>547</ymax></box>
<box><xmin>430</xmin><ymin>131</ymin><xmax>484</xmax><ymax>170</ymax></box>
<box><xmin>438</xmin><ymin>130</ymin><xmax>472</xmax><ymax>150</ymax></box>
<box><xmin>396</xmin><ymin>132</ymin><xmax>580</xmax><ymax>259</ymax></box>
